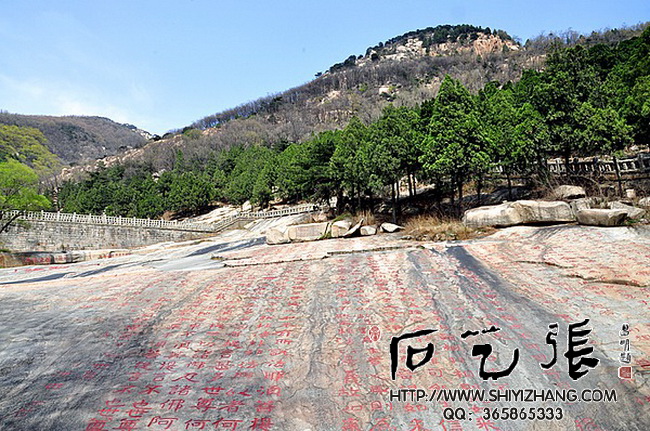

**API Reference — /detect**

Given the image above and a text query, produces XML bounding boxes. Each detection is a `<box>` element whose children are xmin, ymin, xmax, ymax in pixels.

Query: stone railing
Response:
<box><xmin>209</xmin><ymin>204</ymin><xmax>318</xmax><ymax>232</ymax></box>
<box><xmin>2</xmin><ymin>203</ymin><xmax>318</xmax><ymax>234</ymax></box>
<box><xmin>2</xmin><ymin>210</ymin><xmax>219</xmax><ymax>232</ymax></box>
<box><xmin>547</xmin><ymin>153</ymin><xmax>650</xmax><ymax>176</ymax></box>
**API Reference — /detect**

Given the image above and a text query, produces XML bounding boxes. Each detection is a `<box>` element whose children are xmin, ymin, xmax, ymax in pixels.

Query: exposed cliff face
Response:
<box><xmin>360</xmin><ymin>33</ymin><xmax>520</xmax><ymax>65</ymax></box>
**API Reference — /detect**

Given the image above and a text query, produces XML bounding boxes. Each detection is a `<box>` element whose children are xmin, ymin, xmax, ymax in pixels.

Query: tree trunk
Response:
<box><xmin>457</xmin><ymin>180</ymin><xmax>464</xmax><ymax>218</ymax></box>
<box><xmin>357</xmin><ymin>185</ymin><xmax>362</xmax><ymax>212</ymax></box>
<box><xmin>0</xmin><ymin>213</ymin><xmax>21</xmax><ymax>234</ymax></box>
<box><xmin>506</xmin><ymin>171</ymin><xmax>513</xmax><ymax>201</ymax></box>
<box><xmin>336</xmin><ymin>189</ymin><xmax>344</xmax><ymax>214</ymax></box>
<box><xmin>391</xmin><ymin>182</ymin><xmax>397</xmax><ymax>224</ymax></box>
<box><xmin>407</xmin><ymin>169</ymin><xmax>413</xmax><ymax>197</ymax></box>
<box><xmin>449</xmin><ymin>177</ymin><xmax>456</xmax><ymax>213</ymax></box>
<box><xmin>476</xmin><ymin>175</ymin><xmax>483</xmax><ymax>206</ymax></box>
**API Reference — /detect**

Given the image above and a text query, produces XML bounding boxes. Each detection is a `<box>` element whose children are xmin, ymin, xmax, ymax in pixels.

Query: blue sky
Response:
<box><xmin>1</xmin><ymin>1</ymin><xmax>648</xmax><ymax>135</ymax></box>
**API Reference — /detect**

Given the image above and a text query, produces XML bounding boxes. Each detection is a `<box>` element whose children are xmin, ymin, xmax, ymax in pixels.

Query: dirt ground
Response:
<box><xmin>0</xmin><ymin>225</ymin><xmax>648</xmax><ymax>430</ymax></box>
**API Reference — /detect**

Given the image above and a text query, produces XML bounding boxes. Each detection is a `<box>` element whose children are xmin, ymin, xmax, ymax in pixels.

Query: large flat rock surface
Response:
<box><xmin>0</xmin><ymin>226</ymin><xmax>649</xmax><ymax>430</ymax></box>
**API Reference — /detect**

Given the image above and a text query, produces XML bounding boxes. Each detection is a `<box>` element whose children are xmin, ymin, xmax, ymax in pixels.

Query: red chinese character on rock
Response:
<box><xmin>159</xmin><ymin>361</ymin><xmax>177</xmax><ymax>371</ymax></box>
<box><xmin>342</xmin><ymin>417</ymin><xmax>362</xmax><ymax>431</ymax></box>
<box><xmin>408</xmin><ymin>419</ymin><xmax>431</xmax><ymax>430</ymax></box>
<box><xmin>140</xmin><ymin>385</ymin><xmax>161</xmax><ymax>395</ymax></box>
<box><xmin>263</xmin><ymin>371</ymin><xmax>285</xmax><ymax>382</ymax></box>
<box><xmin>218</xmin><ymin>400</ymin><xmax>245</xmax><ymax>413</ymax></box>
<box><xmin>214</xmin><ymin>362</ymin><xmax>233</xmax><ymax>370</ymax></box>
<box><xmin>254</xmin><ymin>401</ymin><xmax>275</xmax><ymax>414</ymax></box>
<box><xmin>147</xmin><ymin>416</ymin><xmax>178</xmax><ymax>430</ymax></box>
<box><xmin>184</xmin><ymin>419</ymin><xmax>211</xmax><ymax>429</ymax></box>
<box><xmin>97</xmin><ymin>407</ymin><xmax>121</xmax><ymax>419</ymax></box>
<box><xmin>189</xmin><ymin>361</ymin><xmax>206</xmax><ymax>369</ymax></box>
<box><xmin>161</xmin><ymin>398</ymin><xmax>185</xmax><ymax>412</ymax></box>
<box><xmin>127</xmin><ymin>372</ymin><xmax>142</xmax><ymax>382</ymax></box>
<box><xmin>114</xmin><ymin>418</ymin><xmax>139</xmax><ymax>430</ymax></box>
<box><xmin>250</xmin><ymin>418</ymin><xmax>273</xmax><ymax>430</ymax></box>
<box><xmin>85</xmin><ymin>419</ymin><xmax>107</xmax><ymax>431</ymax></box>
<box><xmin>193</xmin><ymin>398</ymin><xmax>216</xmax><ymax>412</ymax></box>
<box><xmin>202</xmin><ymin>386</ymin><xmax>225</xmax><ymax>395</ymax></box>
<box><xmin>209</xmin><ymin>372</ymin><xmax>225</xmax><ymax>381</ymax></box>
<box><xmin>169</xmin><ymin>385</ymin><xmax>192</xmax><ymax>395</ymax></box>
<box><xmin>134</xmin><ymin>362</ymin><xmax>151</xmax><ymax>370</ymax></box>
<box><xmin>127</xmin><ymin>400</ymin><xmax>152</xmax><ymax>418</ymax></box>
<box><xmin>343</xmin><ymin>370</ymin><xmax>361</xmax><ymax>385</ymax></box>
<box><xmin>174</xmin><ymin>342</ymin><xmax>191</xmax><ymax>349</ymax></box>
<box><xmin>144</xmin><ymin>349</ymin><xmax>161</xmax><ymax>359</ymax></box>
<box><xmin>213</xmin><ymin>419</ymin><xmax>243</xmax><ymax>429</ymax></box>
<box><xmin>171</xmin><ymin>373</ymin><xmax>198</xmax><ymax>383</ymax></box>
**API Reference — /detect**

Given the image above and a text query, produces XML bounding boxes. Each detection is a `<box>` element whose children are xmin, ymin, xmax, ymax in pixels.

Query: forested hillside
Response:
<box><xmin>0</xmin><ymin>113</ymin><xmax>149</xmax><ymax>165</ymax></box>
<box><xmin>0</xmin><ymin>125</ymin><xmax>54</xmax><ymax>228</ymax></box>
<box><xmin>57</xmin><ymin>24</ymin><xmax>650</xmax><ymax>220</ymax></box>
<box><xmin>74</xmin><ymin>24</ymin><xmax>645</xmax><ymax>177</ymax></box>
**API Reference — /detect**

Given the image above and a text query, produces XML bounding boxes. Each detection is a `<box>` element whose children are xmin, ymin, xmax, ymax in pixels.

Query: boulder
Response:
<box><xmin>311</xmin><ymin>210</ymin><xmax>329</xmax><ymax>222</ymax></box>
<box><xmin>638</xmin><ymin>197</ymin><xmax>650</xmax><ymax>208</ymax></box>
<box><xmin>360</xmin><ymin>225</ymin><xmax>377</xmax><ymax>236</ymax></box>
<box><xmin>266</xmin><ymin>227</ymin><xmax>290</xmax><ymax>245</ymax></box>
<box><xmin>331</xmin><ymin>220</ymin><xmax>352</xmax><ymax>238</ymax></box>
<box><xmin>553</xmin><ymin>185</ymin><xmax>586</xmax><ymax>200</ymax></box>
<box><xmin>576</xmin><ymin>209</ymin><xmax>627</xmax><ymax>227</ymax></box>
<box><xmin>380</xmin><ymin>222</ymin><xmax>404</xmax><ymax>233</ymax></box>
<box><xmin>570</xmin><ymin>197</ymin><xmax>598</xmax><ymax>213</ymax></box>
<box><xmin>608</xmin><ymin>201</ymin><xmax>646</xmax><ymax>220</ymax></box>
<box><xmin>287</xmin><ymin>222</ymin><xmax>330</xmax><ymax>242</ymax></box>
<box><xmin>343</xmin><ymin>218</ymin><xmax>364</xmax><ymax>237</ymax></box>
<box><xmin>241</xmin><ymin>200</ymin><xmax>253</xmax><ymax>212</ymax></box>
<box><xmin>463</xmin><ymin>200</ymin><xmax>575</xmax><ymax>228</ymax></box>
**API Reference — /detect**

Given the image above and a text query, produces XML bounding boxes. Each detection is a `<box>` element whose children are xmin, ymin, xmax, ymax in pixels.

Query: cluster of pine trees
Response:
<box><xmin>58</xmin><ymin>27</ymin><xmax>650</xmax><ymax>219</ymax></box>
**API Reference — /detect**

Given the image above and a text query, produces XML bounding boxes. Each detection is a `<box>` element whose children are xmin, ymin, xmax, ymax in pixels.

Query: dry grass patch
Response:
<box><xmin>332</xmin><ymin>210</ymin><xmax>377</xmax><ymax>226</ymax></box>
<box><xmin>405</xmin><ymin>215</ymin><xmax>495</xmax><ymax>242</ymax></box>
<box><xmin>353</xmin><ymin>210</ymin><xmax>376</xmax><ymax>226</ymax></box>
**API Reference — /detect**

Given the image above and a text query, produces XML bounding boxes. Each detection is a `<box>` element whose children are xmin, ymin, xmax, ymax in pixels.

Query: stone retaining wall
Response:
<box><xmin>1</xmin><ymin>220</ymin><xmax>215</xmax><ymax>252</ymax></box>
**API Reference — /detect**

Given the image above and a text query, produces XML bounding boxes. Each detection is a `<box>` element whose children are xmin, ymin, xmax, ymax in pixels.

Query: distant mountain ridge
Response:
<box><xmin>0</xmin><ymin>113</ymin><xmax>149</xmax><ymax>166</ymax></box>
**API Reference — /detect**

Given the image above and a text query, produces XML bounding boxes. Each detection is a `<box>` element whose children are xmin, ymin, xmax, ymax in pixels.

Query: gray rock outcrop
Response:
<box><xmin>331</xmin><ymin>220</ymin><xmax>352</xmax><ymax>238</ymax></box>
<box><xmin>570</xmin><ymin>197</ymin><xmax>600</xmax><ymax>213</ymax></box>
<box><xmin>553</xmin><ymin>185</ymin><xmax>586</xmax><ymax>200</ymax></box>
<box><xmin>343</xmin><ymin>218</ymin><xmax>364</xmax><ymax>237</ymax></box>
<box><xmin>287</xmin><ymin>222</ymin><xmax>330</xmax><ymax>242</ymax></box>
<box><xmin>608</xmin><ymin>202</ymin><xmax>645</xmax><ymax>220</ymax></box>
<box><xmin>463</xmin><ymin>200</ymin><xmax>575</xmax><ymax>228</ymax></box>
<box><xmin>380</xmin><ymin>222</ymin><xmax>404</xmax><ymax>233</ymax></box>
<box><xmin>266</xmin><ymin>227</ymin><xmax>290</xmax><ymax>245</ymax></box>
<box><xmin>576</xmin><ymin>209</ymin><xmax>628</xmax><ymax>227</ymax></box>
